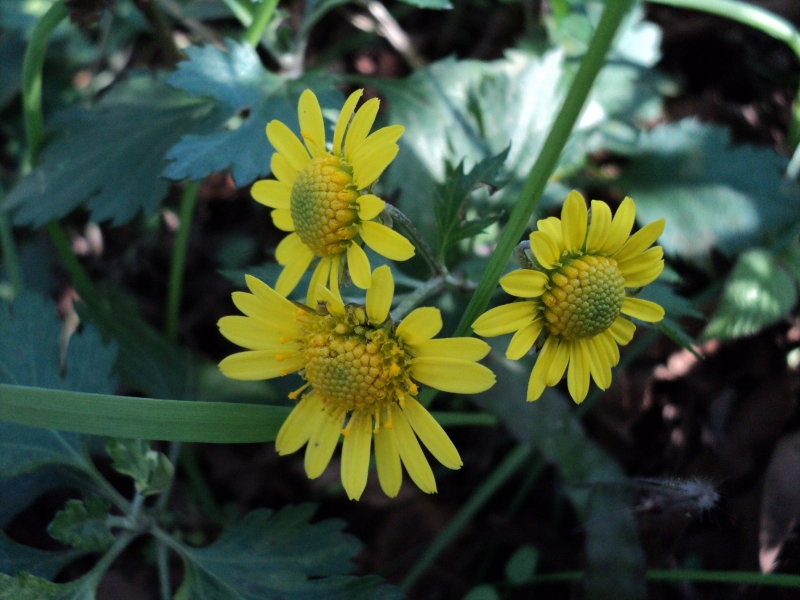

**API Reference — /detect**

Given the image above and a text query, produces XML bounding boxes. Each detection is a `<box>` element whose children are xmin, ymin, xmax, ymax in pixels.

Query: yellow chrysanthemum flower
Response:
<box><xmin>251</xmin><ymin>88</ymin><xmax>415</xmax><ymax>304</ymax></box>
<box><xmin>218</xmin><ymin>265</ymin><xmax>496</xmax><ymax>500</ymax></box>
<box><xmin>472</xmin><ymin>191</ymin><xmax>666</xmax><ymax>404</ymax></box>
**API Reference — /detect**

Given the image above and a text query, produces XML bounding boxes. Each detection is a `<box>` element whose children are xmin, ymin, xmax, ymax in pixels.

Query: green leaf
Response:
<box><xmin>0</xmin><ymin>531</ymin><xmax>81</xmax><ymax>579</ymax></box>
<box><xmin>396</xmin><ymin>0</ymin><xmax>452</xmax><ymax>9</ymax></box>
<box><xmin>473</xmin><ymin>345</ymin><xmax>646</xmax><ymax>600</ymax></box>
<box><xmin>434</xmin><ymin>148</ymin><xmax>508</xmax><ymax>255</ymax></box>
<box><xmin>47</xmin><ymin>496</ymin><xmax>114</xmax><ymax>552</ymax></box>
<box><xmin>704</xmin><ymin>249</ymin><xmax>797</xmax><ymax>340</ymax></box>
<box><xmin>617</xmin><ymin>120</ymin><xmax>800</xmax><ymax>261</ymax></box>
<box><xmin>0</xmin><ymin>292</ymin><xmax>115</xmax><ymax>478</ymax></box>
<box><xmin>105</xmin><ymin>439</ymin><xmax>174</xmax><ymax>496</ymax></box>
<box><xmin>0</xmin><ymin>572</ymin><xmax>97</xmax><ymax>600</ymax></box>
<box><xmin>3</xmin><ymin>77</ymin><xmax>213</xmax><ymax>227</ymax></box>
<box><xmin>637</xmin><ymin>281</ymin><xmax>703</xmax><ymax>320</ymax></box>
<box><xmin>0</xmin><ymin>30</ymin><xmax>25</xmax><ymax>109</ymax></box>
<box><xmin>163</xmin><ymin>39</ymin><xmax>342</xmax><ymax>187</ymax></box>
<box><xmin>463</xmin><ymin>585</ymin><xmax>500</xmax><ymax>600</ymax></box>
<box><xmin>171</xmin><ymin>504</ymin><xmax>402</xmax><ymax>600</ymax></box>
<box><xmin>505</xmin><ymin>544</ymin><xmax>538</xmax><ymax>585</ymax></box>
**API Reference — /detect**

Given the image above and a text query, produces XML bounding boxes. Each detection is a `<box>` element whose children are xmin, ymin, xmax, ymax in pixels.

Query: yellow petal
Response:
<box><xmin>546</xmin><ymin>338</ymin><xmax>569</xmax><ymax>386</ymax></box>
<box><xmin>561</xmin><ymin>190</ymin><xmax>588</xmax><ymax>253</ymax></box>
<box><xmin>346</xmin><ymin>243</ymin><xmax>372</xmax><ymax>289</ymax></box>
<box><xmin>354</xmin><ymin>144</ymin><xmax>399</xmax><ymax>190</ymax></box>
<box><xmin>567</xmin><ymin>339</ymin><xmax>590</xmax><ymax>403</ymax></box>
<box><xmin>536</xmin><ymin>217</ymin><xmax>564</xmax><ymax>251</ymax></box>
<box><xmin>341</xmin><ymin>413</ymin><xmax>373</xmax><ymax>501</ymax></box>
<box><xmin>374</xmin><ymin>425</ymin><xmax>402</xmax><ymax>498</ymax></box>
<box><xmin>586</xmin><ymin>337</ymin><xmax>612</xmax><ymax>390</ymax></box>
<box><xmin>271</xmin><ymin>152</ymin><xmax>297</xmax><ymax>187</ymax></box>
<box><xmin>344</xmin><ymin>97</ymin><xmax>379</xmax><ymax>161</ymax></box>
<box><xmin>622</xmin><ymin>262</ymin><xmax>664</xmax><ymax>288</ymax></box>
<box><xmin>613</xmin><ymin>219</ymin><xmax>665</xmax><ymax>263</ymax></box>
<box><xmin>275</xmin><ymin>249</ymin><xmax>314</xmax><ymax>297</ymax></box>
<box><xmin>230</xmin><ymin>293</ymin><xmax>291</xmax><ymax>329</ymax></box>
<box><xmin>471</xmin><ymin>302</ymin><xmax>537</xmax><ymax>337</ymax></box>
<box><xmin>610</xmin><ymin>317</ymin><xmax>636</xmax><ymax>345</ymax></box>
<box><xmin>266</xmin><ymin>120</ymin><xmax>311</xmax><ymax>172</ymax></box>
<box><xmin>585</xmin><ymin>200</ymin><xmax>612</xmax><ymax>253</ymax></box>
<box><xmin>245</xmin><ymin>274</ymin><xmax>301</xmax><ymax>321</ymax></box>
<box><xmin>275</xmin><ymin>395</ymin><xmax>324</xmax><ymax>455</ymax></box>
<box><xmin>306</xmin><ymin>256</ymin><xmax>332</xmax><ymax>306</ymax></box>
<box><xmin>366</xmin><ymin>264</ymin><xmax>393</xmax><ymax>325</ymax></box>
<box><xmin>599</xmin><ymin>196</ymin><xmax>635</xmax><ymax>255</ymax></box>
<box><xmin>621</xmin><ymin>297</ymin><xmax>665</xmax><ymax>322</ymax></box>
<box><xmin>329</xmin><ymin>252</ymin><xmax>342</xmax><ymax>297</ymax></box>
<box><xmin>333</xmin><ymin>89</ymin><xmax>363</xmax><ymax>156</ymax></box>
<box><xmin>357</xmin><ymin>194</ymin><xmax>385</xmax><ymax>221</ymax></box>
<box><xmin>402</xmin><ymin>398</ymin><xmax>462</xmax><ymax>469</ymax></box>
<box><xmin>506</xmin><ymin>319</ymin><xmax>544</xmax><ymax>360</ymax></box>
<box><xmin>410</xmin><ymin>338</ymin><xmax>490</xmax><ymax>361</ymax></box>
<box><xmin>499</xmin><ymin>269</ymin><xmax>549</xmax><ymax>298</ymax></box>
<box><xmin>298</xmin><ymin>89</ymin><xmax>326</xmax><ymax>158</ymax></box>
<box><xmin>271</xmin><ymin>208</ymin><xmax>295</xmax><ymax>232</ymax></box>
<box><xmin>596</xmin><ymin>330</ymin><xmax>620</xmax><ymax>367</ymax></box>
<box><xmin>618</xmin><ymin>246</ymin><xmax>663</xmax><ymax>276</ymax></box>
<box><xmin>218</xmin><ymin>315</ymin><xmax>294</xmax><ymax>350</ymax></box>
<box><xmin>351</xmin><ymin>125</ymin><xmax>405</xmax><ymax>167</ymax></box>
<box><xmin>304</xmin><ymin>411</ymin><xmax>344</xmax><ymax>479</ymax></box>
<box><xmin>396</xmin><ymin>307</ymin><xmax>442</xmax><ymax>345</ymax></box>
<box><xmin>251</xmin><ymin>180</ymin><xmax>290</xmax><ymax>209</ymax></box>
<box><xmin>411</xmin><ymin>357</ymin><xmax>496</xmax><ymax>394</ymax></box>
<box><xmin>360</xmin><ymin>221</ymin><xmax>415</xmax><ymax>261</ymax></box>
<box><xmin>218</xmin><ymin>350</ymin><xmax>304</xmax><ymax>380</ymax></box>
<box><xmin>390</xmin><ymin>405</ymin><xmax>436</xmax><ymax>494</ymax></box>
<box><xmin>275</xmin><ymin>232</ymin><xmax>307</xmax><ymax>266</ymax></box>
<box><xmin>529</xmin><ymin>231</ymin><xmax>561</xmax><ymax>270</ymax></box>
<box><xmin>318</xmin><ymin>285</ymin><xmax>345</xmax><ymax>317</ymax></box>
<box><xmin>527</xmin><ymin>335</ymin><xmax>558</xmax><ymax>401</ymax></box>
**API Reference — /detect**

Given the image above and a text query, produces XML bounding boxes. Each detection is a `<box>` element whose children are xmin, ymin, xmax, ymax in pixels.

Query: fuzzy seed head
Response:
<box><xmin>301</xmin><ymin>306</ymin><xmax>416</xmax><ymax>414</ymax></box>
<box><xmin>291</xmin><ymin>156</ymin><xmax>360</xmax><ymax>256</ymax></box>
<box><xmin>540</xmin><ymin>255</ymin><xmax>625</xmax><ymax>340</ymax></box>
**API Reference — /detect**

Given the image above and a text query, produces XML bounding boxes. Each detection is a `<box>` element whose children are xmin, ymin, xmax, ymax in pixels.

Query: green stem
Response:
<box><xmin>243</xmin><ymin>0</ymin><xmax>280</xmax><ymax>47</ymax></box>
<box><xmin>431</xmin><ymin>411</ymin><xmax>498</xmax><ymax>427</ymax></box>
<box><xmin>220</xmin><ymin>0</ymin><xmax>255</xmax><ymax>27</ymax></box>
<box><xmin>383</xmin><ymin>204</ymin><xmax>443</xmax><ymax>276</ymax></box>
<box><xmin>166</xmin><ymin>182</ymin><xmax>200</xmax><ymax>341</ymax></box>
<box><xmin>401</xmin><ymin>444</ymin><xmax>533</xmax><ymax>590</ymax></box>
<box><xmin>135</xmin><ymin>0</ymin><xmax>182</xmax><ymax>64</ymax></box>
<box><xmin>0</xmin><ymin>210</ymin><xmax>23</xmax><ymax>296</ymax></box>
<box><xmin>530</xmin><ymin>569</ymin><xmax>800</xmax><ymax>588</ymax></box>
<box><xmin>21</xmin><ymin>0</ymin><xmax>67</xmax><ymax>171</ymax></box>
<box><xmin>391</xmin><ymin>275</ymin><xmax>445</xmax><ymax>320</ymax></box>
<box><xmin>85</xmin><ymin>529</ymin><xmax>139</xmax><ymax>586</ymax></box>
<box><xmin>452</xmin><ymin>0</ymin><xmax>634</xmax><ymax>338</ymax></box>
<box><xmin>157</xmin><ymin>539</ymin><xmax>171</xmax><ymax>600</ymax></box>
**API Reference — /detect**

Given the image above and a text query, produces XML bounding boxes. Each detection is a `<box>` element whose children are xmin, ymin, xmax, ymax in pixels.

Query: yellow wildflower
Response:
<box><xmin>472</xmin><ymin>191</ymin><xmax>665</xmax><ymax>403</ymax></box>
<box><xmin>251</xmin><ymin>89</ymin><xmax>415</xmax><ymax>304</ymax></box>
<box><xmin>218</xmin><ymin>266</ymin><xmax>496</xmax><ymax>500</ymax></box>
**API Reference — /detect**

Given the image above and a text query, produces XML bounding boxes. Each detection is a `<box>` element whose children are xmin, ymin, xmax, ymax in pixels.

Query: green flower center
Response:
<box><xmin>540</xmin><ymin>255</ymin><xmax>625</xmax><ymax>340</ymax></box>
<box><xmin>291</xmin><ymin>156</ymin><xmax>360</xmax><ymax>256</ymax></box>
<box><xmin>300</xmin><ymin>306</ymin><xmax>417</xmax><ymax>414</ymax></box>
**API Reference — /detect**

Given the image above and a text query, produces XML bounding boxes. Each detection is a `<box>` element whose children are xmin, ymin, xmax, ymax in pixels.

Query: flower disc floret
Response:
<box><xmin>472</xmin><ymin>190</ymin><xmax>667</xmax><ymax>404</ymax></box>
<box><xmin>218</xmin><ymin>266</ymin><xmax>496</xmax><ymax>500</ymax></box>
<box><xmin>542</xmin><ymin>256</ymin><xmax>625</xmax><ymax>340</ymax></box>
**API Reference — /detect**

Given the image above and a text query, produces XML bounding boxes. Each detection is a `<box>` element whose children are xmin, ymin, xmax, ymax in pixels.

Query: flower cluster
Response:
<box><xmin>219</xmin><ymin>91</ymin><xmax>666</xmax><ymax>499</ymax></box>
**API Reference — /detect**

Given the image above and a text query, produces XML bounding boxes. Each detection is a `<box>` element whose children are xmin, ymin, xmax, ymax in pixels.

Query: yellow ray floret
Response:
<box><xmin>251</xmin><ymin>89</ymin><xmax>415</xmax><ymax>305</ymax></box>
<box><xmin>472</xmin><ymin>191</ymin><xmax>666</xmax><ymax>404</ymax></box>
<box><xmin>218</xmin><ymin>265</ymin><xmax>496</xmax><ymax>500</ymax></box>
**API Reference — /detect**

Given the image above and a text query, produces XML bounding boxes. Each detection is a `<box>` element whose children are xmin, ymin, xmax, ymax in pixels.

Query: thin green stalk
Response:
<box><xmin>220</xmin><ymin>0</ymin><xmax>255</xmax><ymax>27</ymax></box>
<box><xmin>452</xmin><ymin>0</ymin><xmax>635</xmax><ymax>337</ymax></box>
<box><xmin>401</xmin><ymin>444</ymin><xmax>533</xmax><ymax>591</ymax></box>
<box><xmin>166</xmin><ymin>182</ymin><xmax>200</xmax><ymax>341</ymax></box>
<box><xmin>84</xmin><ymin>529</ymin><xmax>139</xmax><ymax>586</ymax></box>
<box><xmin>21</xmin><ymin>0</ymin><xmax>67</xmax><ymax>171</ymax></box>
<box><xmin>529</xmin><ymin>569</ymin><xmax>800</xmax><ymax>588</ymax></box>
<box><xmin>383</xmin><ymin>204</ymin><xmax>443</xmax><ymax>276</ymax></box>
<box><xmin>391</xmin><ymin>275</ymin><xmax>445</xmax><ymax>320</ymax></box>
<box><xmin>243</xmin><ymin>0</ymin><xmax>280</xmax><ymax>47</ymax></box>
<box><xmin>0</xmin><ymin>210</ymin><xmax>23</xmax><ymax>296</ymax></box>
<box><xmin>157</xmin><ymin>540</ymin><xmax>171</xmax><ymax>600</ymax></box>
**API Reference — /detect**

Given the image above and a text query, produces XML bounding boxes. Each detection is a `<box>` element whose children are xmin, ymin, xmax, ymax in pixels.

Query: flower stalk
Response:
<box><xmin>166</xmin><ymin>181</ymin><xmax>200</xmax><ymax>341</ymax></box>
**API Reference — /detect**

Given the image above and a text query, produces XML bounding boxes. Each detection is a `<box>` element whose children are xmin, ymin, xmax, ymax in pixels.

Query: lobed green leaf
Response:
<box><xmin>47</xmin><ymin>497</ymin><xmax>114</xmax><ymax>552</ymax></box>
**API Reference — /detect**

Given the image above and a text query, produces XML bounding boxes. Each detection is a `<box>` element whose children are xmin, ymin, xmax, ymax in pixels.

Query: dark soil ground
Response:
<box><xmin>7</xmin><ymin>1</ymin><xmax>800</xmax><ymax>598</ymax></box>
